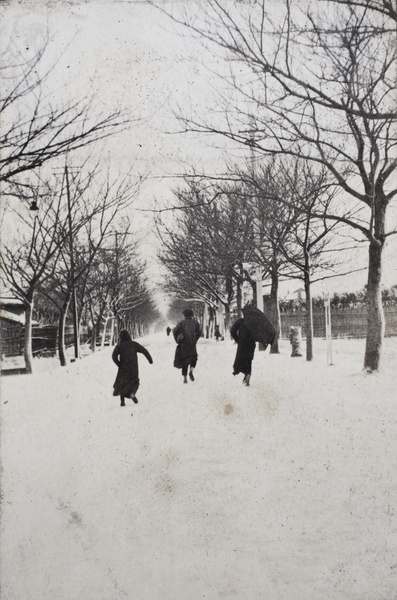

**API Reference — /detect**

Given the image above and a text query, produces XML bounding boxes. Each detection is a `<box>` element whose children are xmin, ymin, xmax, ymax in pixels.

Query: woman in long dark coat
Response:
<box><xmin>173</xmin><ymin>308</ymin><xmax>202</xmax><ymax>383</ymax></box>
<box><xmin>230</xmin><ymin>318</ymin><xmax>256</xmax><ymax>386</ymax></box>
<box><xmin>112</xmin><ymin>329</ymin><xmax>153</xmax><ymax>406</ymax></box>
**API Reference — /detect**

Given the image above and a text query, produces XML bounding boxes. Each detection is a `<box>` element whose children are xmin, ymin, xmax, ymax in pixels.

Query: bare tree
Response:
<box><xmin>39</xmin><ymin>168</ymin><xmax>141</xmax><ymax>365</ymax></box>
<box><xmin>156</xmin><ymin>180</ymin><xmax>256</xmax><ymax>332</ymax></box>
<box><xmin>215</xmin><ymin>158</ymin><xmax>346</xmax><ymax>358</ymax></box>
<box><xmin>270</xmin><ymin>161</ymin><xmax>342</xmax><ymax>360</ymax></box>
<box><xmin>163</xmin><ymin>0</ymin><xmax>397</xmax><ymax>371</ymax></box>
<box><xmin>322</xmin><ymin>0</ymin><xmax>397</xmax><ymax>23</ymax></box>
<box><xmin>83</xmin><ymin>248</ymin><xmax>116</xmax><ymax>351</ymax></box>
<box><xmin>0</xmin><ymin>37</ymin><xmax>129</xmax><ymax>184</ymax></box>
<box><xmin>157</xmin><ymin>219</ymin><xmax>232</xmax><ymax>329</ymax></box>
<box><xmin>0</xmin><ymin>180</ymin><xmax>67</xmax><ymax>372</ymax></box>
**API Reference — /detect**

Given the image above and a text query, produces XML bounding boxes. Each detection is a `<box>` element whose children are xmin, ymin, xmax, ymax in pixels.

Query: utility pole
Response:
<box><xmin>114</xmin><ymin>231</ymin><xmax>120</xmax><ymax>338</ymax></box>
<box><xmin>65</xmin><ymin>165</ymin><xmax>80</xmax><ymax>360</ymax></box>
<box><xmin>255</xmin><ymin>266</ymin><xmax>263</xmax><ymax>310</ymax></box>
<box><xmin>325</xmin><ymin>297</ymin><xmax>333</xmax><ymax>366</ymax></box>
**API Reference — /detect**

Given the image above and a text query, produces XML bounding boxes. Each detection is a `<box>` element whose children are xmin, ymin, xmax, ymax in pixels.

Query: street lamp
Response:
<box><xmin>29</xmin><ymin>200</ymin><xmax>39</xmax><ymax>212</ymax></box>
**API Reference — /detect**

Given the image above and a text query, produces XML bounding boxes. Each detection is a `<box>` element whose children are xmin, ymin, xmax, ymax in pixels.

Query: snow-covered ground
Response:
<box><xmin>1</xmin><ymin>333</ymin><xmax>396</xmax><ymax>600</ymax></box>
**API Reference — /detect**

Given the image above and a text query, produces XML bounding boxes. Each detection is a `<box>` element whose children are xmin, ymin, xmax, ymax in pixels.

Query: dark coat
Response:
<box><xmin>173</xmin><ymin>317</ymin><xmax>202</xmax><ymax>370</ymax></box>
<box><xmin>231</xmin><ymin>318</ymin><xmax>256</xmax><ymax>376</ymax></box>
<box><xmin>112</xmin><ymin>340</ymin><xmax>153</xmax><ymax>397</ymax></box>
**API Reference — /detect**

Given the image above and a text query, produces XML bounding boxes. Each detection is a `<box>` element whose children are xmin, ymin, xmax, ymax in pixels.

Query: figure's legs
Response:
<box><xmin>189</xmin><ymin>356</ymin><xmax>197</xmax><ymax>381</ymax></box>
<box><xmin>120</xmin><ymin>396</ymin><xmax>125</xmax><ymax>406</ymax></box>
<box><xmin>236</xmin><ymin>338</ymin><xmax>254</xmax><ymax>386</ymax></box>
<box><xmin>129</xmin><ymin>379</ymin><xmax>140</xmax><ymax>403</ymax></box>
<box><xmin>242</xmin><ymin>374</ymin><xmax>251</xmax><ymax>386</ymax></box>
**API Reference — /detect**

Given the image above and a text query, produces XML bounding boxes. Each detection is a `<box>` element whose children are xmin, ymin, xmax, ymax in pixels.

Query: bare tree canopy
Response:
<box><xmin>322</xmin><ymin>0</ymin><xmax>397</xmax><ymax>22</ymax></box>
<box><xmin>0</xmin><ymin>36</ymin><xmax>129</xmax><ymax>183</ymax></box>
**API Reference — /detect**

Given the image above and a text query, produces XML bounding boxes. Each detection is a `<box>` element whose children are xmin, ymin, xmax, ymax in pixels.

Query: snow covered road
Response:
<box><xmin>1</xmin><ymin>334</ymin><xmax>396</xmax><ymax>599</ymax></box>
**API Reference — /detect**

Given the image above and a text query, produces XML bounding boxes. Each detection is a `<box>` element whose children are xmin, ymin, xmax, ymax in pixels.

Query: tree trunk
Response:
<box><xmin>236</xmin><ymin>278</ymin><xmax>242</xmax><ymax>318</ymax></box>
<box><xmin>269</xmin><ymin>266</ymin><xmax>281</xmax><ymax>354</ymax></box>
<box><xmin>364</xmin><ymin>239</ymin><xmax>385</xmax><ymax>371</ymax></box>
<box><xmin>94</xmin><ymin>314</ymin><xmax>103</xmax><ymax>350</ymax></box>
<box><xmin>110</xmin><ymin>318</ymin><xmax>115</xmax><ymax>345</ymax></box>
<box><xmin>249</xmin><ymin>279</ymin><xmax>256</xmax><ymax>303</ymax></box>
<box><xmin>116</xmin><ymin>313</ymin><xmax>122</xmax><ymax>337</ymax></box>
<box><xmin>217</xmin><ymin>301</ymin><xmax>224</xmax><ymax>336</ymax></box>
<box><xmin>226</xmin><ymin>274</ymin><xmax>234</xmax><ymax>309</ymax></box>
<box><xmin>23</xmin><ymin>300</ymin><xmax>34</xmax><ymax>374</ymax></box>
<box><xmin>101</xmin><ymin>316</ymin><xmax>110</xmax><ymax>350</ymax></box>
<box><xmin>208</xmin><ymin>305</ymin><xmax>215</xmax><ymax>337</ymax></box>
<box><xmin>89</xmin><ymin>306</ymin><xmax>97</xmax><ymax>352</ymax></box>
<box><xmin>58</xmin><ymin>298</ymin><xmax>70</xmax><ymax>367</ymax></box>
<box><xmin>304</xmin><ymin>262</ymin><xmax>314</xmax><ymax>362</ymax></box>
<box><xmin>224</xmin><ymin>302</ymin><xmax>231</xmax><ymax>335</ymax></box>
<box><xmin>91</xmin><ymin>323</ymin><xmax>97</xmax><ymax>352</ymax></box>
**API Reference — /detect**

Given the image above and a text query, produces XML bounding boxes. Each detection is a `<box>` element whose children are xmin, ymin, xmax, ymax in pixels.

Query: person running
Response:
<box><xmin>230</xmin><ymin>304</ymin><xmax>276</xmax><ymax>386</ymax></box>
<box><xmin>173</xmin><ymin>308</ymin><xmax>202</xmax><ymax>383</ymax></box>
<box><xmin>112</xmin><ymin>329</ymin><xmax>153</xmax><ymax>407</ymax></box>
<box><xmin>230</xmin><ymin>317</ymin><xmax>256</xmax><ymax>386</ymax></box>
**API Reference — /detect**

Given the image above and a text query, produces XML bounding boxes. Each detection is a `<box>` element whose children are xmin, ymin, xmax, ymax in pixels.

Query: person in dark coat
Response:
<box><xmin>166</xmin><ymin>326</ymin><xmax>172</xmax><ymax>336</ymax></box>
<box><xmin>230</xmin><ymin>317</ymin><xmax>256</xmax><ymax>386</ymax></box>
<box><xmin>112</xmin><ymin>329</ymin><xmax>153</xmax><ymax>406</ymax></box>
<box><xmin>173</xmin><ymin>308</ymin><xmax>202</xmax><ymax>383</ymax></box>
<box><xmin>214</xmin><ymin>324</ymin><xmax>221</xmax><ymax>341</ymax></box>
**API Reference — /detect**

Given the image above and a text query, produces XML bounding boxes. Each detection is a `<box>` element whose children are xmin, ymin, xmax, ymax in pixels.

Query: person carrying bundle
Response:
<box><xmin>230</xmin><ymin>304</ymin><xmax>275</xmax><ymax>386</ymax></box>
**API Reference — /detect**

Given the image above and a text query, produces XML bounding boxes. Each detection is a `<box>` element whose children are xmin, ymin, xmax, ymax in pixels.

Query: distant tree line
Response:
<box><xmin>280</xmin><ymin>287</ymin><xmax>397</xmax><ymax>312</ymax></box>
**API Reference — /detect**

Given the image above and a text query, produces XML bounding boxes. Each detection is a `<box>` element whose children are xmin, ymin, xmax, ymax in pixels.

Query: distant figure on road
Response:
<box><xmin>231</xmin><ymin>304</ymin><xmax>276</xmax><ymax>386</ymax></box>
<box><xmin>173</xmin><ymin>308</ymin><xmax>202</xmax><ymax>384</ymax></box>
<box><xmin>214</xmin><ymin>324</ymin><xmax>221</xmax><ymax>341</ymax></box>
<box><xmin>112</xmin><ymin>329</ymin><xmax>153</xmax><ymax>407</ymax></box>
<box><xmin>166</xmin><ymin>326</ymin><xmax>172</xmax><ymax>336</ymax></box>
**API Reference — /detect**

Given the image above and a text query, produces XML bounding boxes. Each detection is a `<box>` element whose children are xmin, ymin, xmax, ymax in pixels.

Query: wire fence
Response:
<box><xmin>0</xmin><ymin>324</ymin><xmax>90</xmax><ymax>358</ymax></box>
<box><xmin>280</xmin><ymin>306</ymin><xmax>397</xmax><ymax>338</ymax></box>
<box><xmin>2</xmin><ymin>307</ymin><xmax>397</xmax><ymax>359</ymax></box>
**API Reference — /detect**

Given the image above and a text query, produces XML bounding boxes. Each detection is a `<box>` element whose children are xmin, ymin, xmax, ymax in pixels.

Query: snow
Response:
<box><xmin>1</xmin><ymin>333</ymin><xmax>396</xmax><ymax>600</ymax></box>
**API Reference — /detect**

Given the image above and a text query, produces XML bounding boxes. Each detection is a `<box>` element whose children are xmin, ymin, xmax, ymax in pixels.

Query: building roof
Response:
<box><xmin>0</xmin><ymin>296</ymin><xmax>26</xmax><ymax>306</ymax></box>
<box><xmin>0</xmin><ymin>308</ymin><xmax>25</xmax><ymax>323</ymax></box>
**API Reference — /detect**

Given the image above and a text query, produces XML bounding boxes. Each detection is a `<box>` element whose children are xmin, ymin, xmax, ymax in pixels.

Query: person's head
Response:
<box><xmin>119</xmin><ymin>329</ymin><xmax>132</xmax><ymax>342</ymax></box>
<box><xmin>183</xmin><ymin>308</ymin><xmax>194</xmax><ymax>318</ymax></box>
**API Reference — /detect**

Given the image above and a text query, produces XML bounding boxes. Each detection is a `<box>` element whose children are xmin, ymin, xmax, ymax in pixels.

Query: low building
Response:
<box><xmin>0</xmin><ymin>297</ymin><xmax>25</xmax><ymax>357</ymax></box>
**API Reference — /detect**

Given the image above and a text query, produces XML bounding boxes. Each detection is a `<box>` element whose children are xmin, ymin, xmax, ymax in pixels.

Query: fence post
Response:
<box><xmin>255</xmin><ymin>267</ymin><xmax>266</xmax><ymax>351</ymax></box>
<box><xmin>325</xmin><ymin>299</ymin><xmax>333</xmax><ymax>365</ymax></box>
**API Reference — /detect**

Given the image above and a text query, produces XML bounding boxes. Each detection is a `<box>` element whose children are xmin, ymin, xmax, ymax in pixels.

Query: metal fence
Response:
<box><xmin>0</xmin><ymin>323</ymin><xmax>89</xmax><ymax>358</ymax></box>
<box><xmin>0</xmin><ymin>319</ymin><xmax>23</xmax><ymax>357</ymax></box>
<box><xmin>280</xmin><ymin>306</ymin><xmax>397</xmax><ymax>338</ymax></box>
